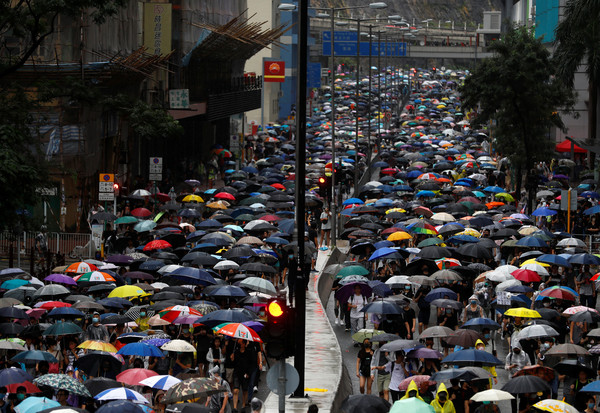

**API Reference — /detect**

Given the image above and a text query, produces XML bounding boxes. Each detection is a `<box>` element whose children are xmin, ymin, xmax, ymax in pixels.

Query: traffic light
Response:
<box><xmin>317</xmin><ymin>176</ymin><xmax>328</xmax><ymax>198</ymax></box>
<box><xmin>113</xmin><ymin>183</ymin><xmax>120</xmax><ymax>196</ymax></box>
<box><xmin>265</xmin><ymin>298</ymin><xmax>293</xmax><ymax>359</ymax></box>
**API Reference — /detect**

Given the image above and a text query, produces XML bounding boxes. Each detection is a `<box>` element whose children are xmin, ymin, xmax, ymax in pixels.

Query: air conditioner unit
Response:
<box><xmin>478</xmin><ymin>11</ymin><xmax>502</xmax><ymax>34</ymax></box>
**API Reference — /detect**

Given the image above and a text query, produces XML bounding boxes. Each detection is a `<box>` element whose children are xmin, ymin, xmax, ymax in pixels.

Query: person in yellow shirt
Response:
<box><xmin>475</xmin><ymin>339</ymin><xmax>497</xmax><ymax>385</ymax></box>
<box><xmin>135</xmin><ymin>308</ymin><xmax>150</xmax><ymax>332</ymax></box>
<box><xmin>430</xmin><ymin>383</ymin><xmax>456</xmax><ymax>413</ymax></box>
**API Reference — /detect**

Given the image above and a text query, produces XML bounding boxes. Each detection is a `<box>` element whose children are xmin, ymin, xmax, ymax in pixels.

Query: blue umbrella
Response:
<box><xmin>374</xmin><ymin>240</ymin><xmax>394</xmax><ymax>249</ymax></box>
<box><xmin>569</xmin><ymin>253</ymin><xmax>600</xmax><ymax>266</ymax></box>
<box><xmin>580</xmin><ymin>381</ymin><xmax>600</xmax><ymax>393</ymax></box>
<box><xmin>446</xmin><ymin>235</ymin><xmax>479</xmax><ymax>244</ymax></box>
<box><xmin>442</xmin><ymin>349</ymin><xmax>502</xmax><ymax>366</ymax></box>
<box><xmin>584</xmin><ymin>205</ymin><xmax>600</xmax><ymax>215</ymax></box>
<box><xmin>425</xmin><ymin>287</ymin><xmax>458</xmax><ymax>303</ymax></box>
<box><xmin>461</xmin><ymin>317</ymin><xmax>502</xmax><ymax>331</ymax></box>
<box><xmin>537</xmin><ymin>254</ymin><xmax>571</xmax><ymax>268</ymax></box>
<box><xmin>169</xmin><ymin>267</ymin><xmax>216</xmax><ymax>286</ymax></box>
<box><xmin>138</xmin><ymin>260</ymin><xmax>165</xmax><ymax>271</ymax></box>
<box><xmin>368</xmin><ymin>280</ymin><xmax>392</xmax><ymax>297</ymax></box>
<box><xmin>0</xmin><ymin>367</ymin><xmax>33</xmax><ymax>386</ymax></box>
<box><xmin>415</xmin><ymin>190</ymin><xmax>436</xmax><ymax>198</ymax></box>
<box><xmin>581</xmin><ymin>191</ymin><xmax>600</xmax><ymax>199</ymax></box>
<box><xmin>15</xmin><ymin>397</ymin><xmax>60</xmax><ymax>413</ymax></box>
<box><xmin>515</xmin><ymin>236</ymin><xmax>548</xmax><ymax>248</ymax></box>
<box><xmin>97</xmin><ymin>297</ymin><xmax>134</xmax><ymax>309</ymax></box>
<box><xmin>0</xmin><ymin>279</ymin><xmax>29</xmax><ymax>290</ymax></box>
<box><xmin>134</xmin><ymin>220</ymin><xmax>156</xmax><ymax>233</ymax></box>
<box><xmin>0</xmin><ymin>306</ymin><xmax>29</xmax><ymax>319</ymax></box>
<box><xmin>343</xmin><ymin>198</ymin><xmax>364</xmax><ymax>205</ymax></box>
<box><xmin>117</xmin><ymin>342</ymin><xmax>163</xmax><ymax>357</ymax></box>
<box><xmin>264</xmin><ymin>236</ymin><xmax>289</xmax><ymax>245</ymax></box>
<box><xmin>531</xmin><ymin>207</ymin><xmax>558</xmax><ymax>217</ymax></box>
<box><xmin>47</xmin><ymin>307</ymin><xmax>85</xmax><ymax>318</ymax></box>
<box><xmin>483</xmin><ymin>186</ymin><xmax>504</xmax><ymax>193</ymax></box>
<box><xmin>12</xmin><ymin>350</ymin><xmax>58</xmax><ymax>363</ymax></box>
<box><xmin>505</xmin><ymin>285</ymin><xmax>535</xmax><ymax>294</ymax></box>
<box><xmin>368</xmin><ymin>247</ymin><xmax>403</xmax><ymax>261</ymax></box>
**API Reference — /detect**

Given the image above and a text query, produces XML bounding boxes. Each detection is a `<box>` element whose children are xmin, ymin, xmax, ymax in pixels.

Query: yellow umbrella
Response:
<box><xmin>457</xmin><ymin>228</ymin><xmax>481</xmax><ymax>238</ymax></box>
<box><xmin>495</xmin><ymin>192</ymin><xmax>515</xmax><ymax>202</ymax></box>
<box><xmin>387</xmin><ymin>231</ymin><xmax>412</xmax><ymax>241</ymax></box>
<box><xmin>108</xmin><ymin>285</ymin><xmax>147</xmax><ymax>299</ymax></box>
<box><xmin>182</xmin><ymin>194</ymin><xmax>204</xmax><ymax>203</ymax></box>
<box><xmin>206</xmin><ymin>201</ymin><xmax>229</xmax><ymax>209</ymax></box>
<box><xmin>504</xmin><ymin>308</ymin><xmax>541</xmax><ymax>318</ymax></box>
<box><xmin>520</xmin><ymin>259</ymin><xmax>550</xmax><ymax>267</ymax></box>
<box><xmin>533</xmin><ymin>399</ymin><xmax>577</xmax><ymax>413</ymax></box>
<box><xmin>386</xmin><ymin>208</ymin><xmax>406</xmax><ymax>214</ymax></box>
<box><xmin>78</xmin><ymin>340</ymin><xmax>117</xmax><ymax>353</ymax></box>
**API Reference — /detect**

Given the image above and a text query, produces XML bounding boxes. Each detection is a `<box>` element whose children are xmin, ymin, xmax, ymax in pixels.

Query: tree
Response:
<box><xmin>0</xmin><ymin>0</ymin><xmax>128</xmax><ymax>78</ymax></box>
<box><xmin>554</xmin><ymin>0</ymin><xmax>600</xmax><ymax>164</ymax></box>
<box><xmin>460</xmin><ymin>27</ymin><xmax>575</xmax><ymax>212</ymax></box>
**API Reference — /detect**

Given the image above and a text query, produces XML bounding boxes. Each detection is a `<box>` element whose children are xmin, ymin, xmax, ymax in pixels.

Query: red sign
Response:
<box><xmin>264</xmin><ymin>60</ymin><xmax>285</xmax><ymax>82</ymax></box>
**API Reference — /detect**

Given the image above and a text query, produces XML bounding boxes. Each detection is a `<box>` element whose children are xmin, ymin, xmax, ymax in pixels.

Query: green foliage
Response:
<box><xmin>0</xmin><ymin>90</ymin><xmax>48</xmax><ymax>228</ymax></box>
<box><xmin>460</xmin><ymin>27</ymin><xmax>575</xmax><ymax>172</ymax></box>
<box><xmin>0</xmin><ymin>0</ymin><xmax>129</xmax><ymax>78</ymax></box>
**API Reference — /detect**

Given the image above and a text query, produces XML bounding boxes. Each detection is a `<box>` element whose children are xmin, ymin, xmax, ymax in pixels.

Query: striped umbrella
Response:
<box><xmin>65</xmin><ymin>262</ymin><xmax>98</xmax><ymax>274</ymax></box>
<box><xmin>139</xmin><ymin>375</ymin><xmax>181</xmax><ymax>390</ymax></box>
<box><xmin>74</xmin><ymin>271</ymin><xmax>116</xmax><ymax>283</ymax></box>
<box><xmin>216</xmin><ymin>323</ymin><xmax>262</xmax><ymax>343</ymax></box>
<box><xmin>94</xmin><ymin>387</ymin><xmax>149</xmax><ymax>403</ymax></box>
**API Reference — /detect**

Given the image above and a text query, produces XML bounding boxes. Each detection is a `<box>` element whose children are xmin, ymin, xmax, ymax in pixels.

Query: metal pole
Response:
<box><xmin>330</xmin><ymin>7</ymin><xmax>337</xmax><ymax>246</ymax></box>
<box><xmin>354</xmin><ymin>19</ymin><xmax>361</xmax><ymax>191</ymax></box>
<box><xmin>261</xmin><ymin>58</ymin><xmax>265</xmax><ymax>129</ymax></box>
<box><xmin>367</xmin><ymin>25</ymin><xmax>372</xmax><ymax>167</ymax></box>
<box><xmin>377</xmin><ymin>30</ymin><xmax>382</xmax><ymax>153</ymax></box>
<box><xmin>292</xmin><ymin>0</ymin><xmax>308</xmax><ymax>399</ymax></box>
<box><xmin>278</xmin><ymin>359</ymin><xmax>286</xmax><ymax>413</ymax></box>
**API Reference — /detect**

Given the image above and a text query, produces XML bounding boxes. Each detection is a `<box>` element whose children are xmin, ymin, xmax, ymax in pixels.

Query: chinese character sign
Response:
<box><xmin>144</xmin><ymin>3</ymin><xmax>172</xmax><ymax>55</ymax></box>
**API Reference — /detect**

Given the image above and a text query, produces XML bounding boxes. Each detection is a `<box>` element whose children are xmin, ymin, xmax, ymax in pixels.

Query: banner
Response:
<box><xmin>264</xmin><ymin>61</ymin><xmax>285</xmax><ymax>82</ymax></box>
<box><xmin>143</xmin><ymin>3</ymin><xmax>172</xmax><ymax>55</ymax></box>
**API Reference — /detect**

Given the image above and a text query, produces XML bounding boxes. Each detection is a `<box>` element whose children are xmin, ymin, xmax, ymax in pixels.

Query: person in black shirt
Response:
<box><xmin>194</xmin><ymin>326</ymin><xmax>211</xmax><ymax>377</ymax></box>
<box><xmin>401</xmin><ymin>303</ymin><xmax>416</xmax><ymax>340</ymax></box>
<box><xmin>356</xmin><ymin>340</ymin><xmax>374</xmax><ymax>394</ymax></box>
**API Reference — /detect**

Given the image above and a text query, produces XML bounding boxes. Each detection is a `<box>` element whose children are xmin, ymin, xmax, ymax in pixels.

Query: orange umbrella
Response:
<box><xmin>486</xmin><ymin>201</ymin><xmax>505</xmax><ymax>209</ymax></box>
<box><xmin>78</xmin><ymin>340</ymin><xmax>117</xmax><ymax>353</ymax></box>
<box><xmin>387</xmin><ymin>231</ymin><xmax>412</xmax><ymax>241</ymax></box>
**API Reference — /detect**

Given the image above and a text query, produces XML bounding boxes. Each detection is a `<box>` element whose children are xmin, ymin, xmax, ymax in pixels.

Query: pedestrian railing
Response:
<box><xmin>0</xmin><ymin>231</ymin><xmax>94</xmax><ymax>261</ymax></box>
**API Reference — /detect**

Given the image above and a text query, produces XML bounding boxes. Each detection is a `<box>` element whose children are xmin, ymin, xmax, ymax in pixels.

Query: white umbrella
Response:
<box><xmin>486</xmin><ymin>271</ymin><xmax>514</xmax><ymax>283</ymax></box>
<box><xmin>430</xmin><ymin>213</ymin><xmax>456</xmax><ymax>223</ymax></box>
<box><xmin>161</xmin><ymin>339</ymin><xmax>196</xmax><ymax>353</ymax></box>
<box><xmin>132</xmin><ymin>189</ymin><xmax>152</xmax><ymax>197</ymax></box>
<box><xmin>385</xmin><ymin>276</ymin><xmax>411</xmax><ymax>287</ymax></box>
<box><xmin>94</xmin><ymin>387</ymin><xmax>148</xmax><ymax>403</ymax></box>
<box><xmin>496</xmin><ymin>279</ymin><xmax>522</xmax><ymax>292</ymax></box>
<box><xmin>517</xmin><ymin>324</ymin><xmax>559</xmax><ymax>340</ymax></box>
<box><xmin>151</xmin><ymin>282</ymin><xmax>169</xmax><ymax>290</ymax></box>
<box><xmin>239</xmin><ymin>277</ymin><xmax>277</xmax><ymax>296</ymax></box>
<box><xmin>157</xmin><ymin>265</ymin><xmax>183</xmax><ymax>275</ymax></box>
<box><xmin>243</xmin><ymin>220</ymin><xmax>270</xmax><ymax>231</ymax></box>
<box><xmin>533</xmin><ymin>399</ymin><xmax>578</xmax><ymax>413</ymax></box>
<box><xmin>213</xmin><ymin>260</ymin><xmax>240</xmax><ymax>271</ymax></box>
<box><xmin>557</xmin><ymin>237</ymin><xmax>587</xmax><ymax>248</ymax></box>
<box><xmin>495</xmin><ymin>265</ymin><xmax>518</xmax><ymax>277</ymax></box>
<box><xmin>139</xmin><ymin>375</ymin><xmax>181</xmax><ymax>390</ymax></box>
<box><xmin>521</xmin><ymin>263</ymin><xmax>549</xmax><ymax>276</ymax></box>
<box><xmin>470</xmin><ymin>389</ymin><xmax>514</xmax><ymax>402</ymax></box>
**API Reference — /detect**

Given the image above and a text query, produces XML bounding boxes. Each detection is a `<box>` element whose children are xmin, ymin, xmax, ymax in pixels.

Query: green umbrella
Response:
<box><xmin>351</xmin><ymin>328</ymin><xmax>386</xmax><ymax>343</ymax></box>
<box><xmin>134</xmin><ymin>220</ymin><xmax>156</xmax><ymax>233</ymax></box>
<box><xmin>417</xmin><ymin>237</ymin><xmax>443</xmax><ymax>248</ymax></box>
<box><xmin>336</xmin><ymin>265</ymin><xmax>370</xmax><ymax>279</ymax></box>
<box><xmin>389</xmin><ymin>398</ymin><xmax>435</xmax><ymax>413</ymax></box>
<box><xmin>164</xmin><ymin>377</ymin><xmax>226</xmax><ymax>403</ymax></box>
<box><xmin>34</xmin><ymin>374</ymin><xmax>92</xmax><ymax>397</ymax></box>
<box><xmin>115</xmin><ymin>216</ymin><xmax>138</xmax><ymax>225</ymax></box>
<box><xmin>42</xmin><ymin>322</ymin><xmax>83</xmax><ymax>336</ymax></box>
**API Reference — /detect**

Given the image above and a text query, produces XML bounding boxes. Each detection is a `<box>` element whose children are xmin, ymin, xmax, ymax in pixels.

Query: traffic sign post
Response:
<box><xmin>98</xmin><ymin>174</ymin><xmax>115</xmax><ymax>202</ymax></box>
<box><xmin>322</xmin><ymin>31</ymin><xmax>406</xmax><ymax>57</ymax></box>
<box><xmin>149</xmin><ymin>157</ymin><xmax>163</xmax><ymax>205</ymax></box>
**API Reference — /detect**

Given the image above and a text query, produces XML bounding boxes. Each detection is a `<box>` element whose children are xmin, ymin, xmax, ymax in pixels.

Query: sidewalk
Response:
<box><xmin>263</xmin><ymin>249</ymin><xmax>344</xmax><ymax>412</ymax></box>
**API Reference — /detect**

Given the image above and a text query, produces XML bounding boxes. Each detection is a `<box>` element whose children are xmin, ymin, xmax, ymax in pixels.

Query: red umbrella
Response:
<box><xmin>214</xmin><ymin>192</ymin><xmax>235</xmax><ymax>201</ymax></box>
<box><xmin>539</xmin><ymin>287</ymin><xmax>577</xmax><ymax>301</ymax></box>
<box><xmin>270</xmin><ymin>183</ymin><xmax>285</xmax><ymax>190</ymax></box>
<box><xmin>381</xmin><ymin>168</ymin><xmax>399</xmax><ymax>175</ymax></box>
<box><xmin>131</xmin><ymin>208</ymin><xmax>152</xmax><ymax>218</ymax></box>
<box><xmin>116</xmin><ymin>368</ymin><xmax>158</xmax><ymax>386</ymax></box>
<box><xmin>7</xmin><ymin>381</ymin><xmax>40</xmax><ymax>393</ymax></box>
<box><xmin>143</xmin><ymin>240</ymin><xmax>171</xmax><ymax>251</ymax></box>
<box><xmin>36</xmin><ymin>301</ymin><xmax>72</xmax><ymax>310</ymax></box>
<box><xmin>398</xmin><ymin>375</ymin><xmax>435</xmax><ymax>391</ymax></box>
<box><xmin>259</xmin><ymin>214</ymin><xmax>280</xmax><ymax>222</ymax></box>
<box><xmin>512</xmin><ymin>269</ymin><xmax>541</xmax><ymax>283</ymax></box>
<box><xmin>154</xmin><ymin>193</ymin><xmax>171</xmax><ymax>202</ymax></box>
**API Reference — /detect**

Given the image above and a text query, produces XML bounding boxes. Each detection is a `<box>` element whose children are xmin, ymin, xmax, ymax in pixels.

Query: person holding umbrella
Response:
<box><xmin>378</xmin><ymin>351</ymin><xmax>409</xmax><ymax>402</ymax></box>
<box><xmin>348</xmin><ymin>285</ymin><xmax>366</xmax><ymax>338</ymax></box>
<box><xmin>86</xmin><ymin>312</ymin><xmax>109</xmax><ymax>342</ymax></box>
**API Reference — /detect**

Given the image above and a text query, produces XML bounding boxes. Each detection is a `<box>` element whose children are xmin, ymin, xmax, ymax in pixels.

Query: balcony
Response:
<box><xmin>206</xmin><ymin>75</ymin><xmax>262</xmax><ymax>121</ymax></box>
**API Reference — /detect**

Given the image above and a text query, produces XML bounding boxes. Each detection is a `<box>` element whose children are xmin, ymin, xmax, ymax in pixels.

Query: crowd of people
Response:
<box><xmin>2</xmin><ymin>65</ymin><xmax>599</xmax><ymax>413</ymax></box>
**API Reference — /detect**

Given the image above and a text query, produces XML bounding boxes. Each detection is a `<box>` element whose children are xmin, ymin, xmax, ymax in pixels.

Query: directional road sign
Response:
<box><xmin>307</xmin><ymin>62</ymin><xmax>321</xmax><ymax>89</ymax></box>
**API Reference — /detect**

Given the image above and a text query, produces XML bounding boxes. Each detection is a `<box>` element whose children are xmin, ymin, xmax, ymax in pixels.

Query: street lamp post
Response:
<box><xmin>355</xmin><ymin>19</ymin><xmax>360</xmax><ymax>192</ymax></box>
<box><xmin>367</xmin><ymin>24</ymin><xmax>373</xmax><ymax>166</ymax></box>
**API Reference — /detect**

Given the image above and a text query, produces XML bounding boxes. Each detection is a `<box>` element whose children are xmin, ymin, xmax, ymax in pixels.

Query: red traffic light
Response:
<box><xmin>113</xmin><ymin>183</ymin><xmax>119</xmax><ymax>190</ymax></box>
<box><xmin>318</xmin><ymin>177</ymin><xmax>326</xmax><ymax>185</ymax></box>
<box><xmin>267</xmin><ymin>300</ymin><xmax>284</xmax><ymax>318</ymax></box>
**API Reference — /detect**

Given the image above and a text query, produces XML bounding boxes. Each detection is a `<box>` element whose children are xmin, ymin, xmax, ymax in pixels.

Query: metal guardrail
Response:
<box><xmin>0</xmin><ymin>231</ymin><xmax>94</xmax><ymax>261</ymax></box>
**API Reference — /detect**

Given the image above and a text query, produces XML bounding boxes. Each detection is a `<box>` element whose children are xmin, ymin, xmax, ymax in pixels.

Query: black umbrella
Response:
<box><xmin>502</xmin><ymin>375</ymin><xmax>551</xmax><ymax>394</ymax></box>
<box><xmin>444</xmin><ymin>329</ymin><xmax>482</xmax><ymax>347</ymax></box>
<box><xmin>101</xmin><ymin>315</ymin><xmax>131</xmax><ymax>325</ymax></box>
<box><xmin>152</xmin><ymin>291</ymin><xmax>185</xmax><ymax>301</ymax></box>
<box><xmin>84</xmin><ymin>377</ymin><xmax>120</xmax><ymax>397</ymax></box>
<box><xmin>553</xmin><ymin>360</ymin><xmax>596</xmax><ymax>378</ymax></box>
<box><xmin>341</xmin><ymin>394</ymin><xmax>391</xmax><ymax>413</ymax></box>
<box><xmin>123</xmin><ymin>271</ymin><xmax>154</xmax><ymax>281</ymax></box>
<box><xmin>418</xmin><ymin>246</ymin><xmax>452</xmax><ymax>259</ymax></box>
<box><xmin>75</xmin><ymin>351</ymin><xmax>123</xmax><ymax>377</ymax></box>
<box><xmin>0</xmin><ymin>323</ymin><xmax>23</xmax><ymax>336</ymax></box>
<box><xmin>457</xmin><ymin>243</ymin><xmax>494</xmax><ymax>260</ymax></box>
<box><xmin>570</xmin><ymin>310</ymin><xmax>600</xmax><ymax>323</ymax></box>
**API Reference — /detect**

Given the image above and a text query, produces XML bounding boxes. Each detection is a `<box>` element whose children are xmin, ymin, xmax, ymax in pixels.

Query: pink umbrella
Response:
<box><xmin>131</xmin><ymin>208</ymin><xmax>152</xmax><ymax>218</ymax></box>
<box><xmin>116</xmin><ymin>368</ymin><xmax>158</xmax><ymax>386</ymax></box>
<box><xmin>172</xmin><ymin>315</ymin><xmax>202</xmax><ymax>325</ymax></box>
<box><xmin>398</xmin><ymin>375</ymin><xmax>435</xmax><ymax>391</ymax></box>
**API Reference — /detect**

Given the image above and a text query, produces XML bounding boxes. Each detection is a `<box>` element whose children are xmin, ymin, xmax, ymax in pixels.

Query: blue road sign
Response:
<box><xmin>323</xmin><ymin>41</ymin><xmax>407</xmax><ymax>57</ymax></box>
<box><xmin>323</xmin><ymin>31</ymin><xmax>357</xmax><ymax>42</ymax></box>
<box><xmin>307</xmin><ymin>62</ymin><xmax>321</xmax><ymax>89</ymax></box>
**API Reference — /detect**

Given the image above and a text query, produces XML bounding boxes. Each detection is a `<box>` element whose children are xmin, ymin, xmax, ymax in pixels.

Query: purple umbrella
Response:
<box><xmin>407</xmin><ymin>347</ymin><xmax>443</xmax><ymax>359</ymax></box>
<box><xmin>172</xmin><ymin>315</ymin><xmax>202</xmax><ymax>325</ymax></box>
<box><xmin>552</xmin><ymin>174</ymin><xmax>569</xmax><ymax>180</ymax></box>
<box><xmin>242</xmin><ymin>320</ymin><xmax>265</xmax><ymax>332</ymax></box>
<box><xmin>123</xmin><ymin>271</ymin><xmax>154</xmax><ymax>281</ymax></box>
<box><xmin>319</xmin><ymin>153</ymin><xmax>332</xmax><ymax>160</ymax></box>
<box><xmin>334</xmin><ymin>282</ymin><xmax>373</xmax><ymax>304</ymax></box>
<box><xmin>44</xmin><ymin>273</ymin><xmax>77</xmax><ymax>286</ymax></box>
<box><xmin>105</xmin><ymin>254</ymin><xmax>134</xmax><ymax>266</ymax></box>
